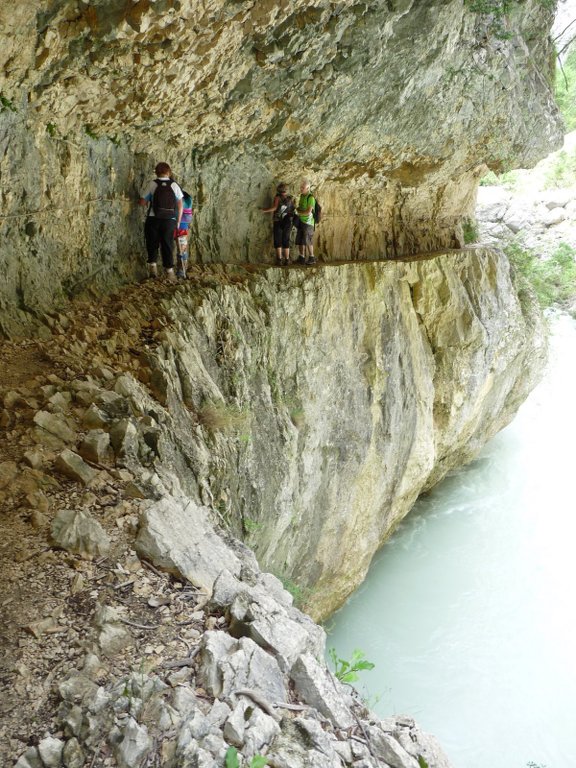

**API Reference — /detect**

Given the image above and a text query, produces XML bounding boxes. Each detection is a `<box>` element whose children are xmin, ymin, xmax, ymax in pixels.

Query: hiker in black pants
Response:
<box><xmin>260</xmin><ymin>182</ymin><xmax>295</xmax><ymax>265</ymax></box>
<box><xmin>139</xmin><ymin>162</ymin><xmax>183</xmax><ymax>282</ymax></box>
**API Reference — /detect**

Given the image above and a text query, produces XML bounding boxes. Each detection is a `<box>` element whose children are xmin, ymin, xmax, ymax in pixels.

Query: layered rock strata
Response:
<box><xmin>0</xmin><ymin>0</ymin><xmax>563</xmax><ymax>333</ymax></box>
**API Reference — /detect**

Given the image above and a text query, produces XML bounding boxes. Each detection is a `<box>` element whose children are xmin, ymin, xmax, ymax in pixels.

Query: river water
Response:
<box><xmin>327</xmin><ymin>313</ymin><xmax>576</xmax><ymax>768</ymax></box>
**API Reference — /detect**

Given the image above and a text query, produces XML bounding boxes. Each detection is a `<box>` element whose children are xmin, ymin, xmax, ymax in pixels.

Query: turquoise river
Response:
<box><xmin>327</xmin><ymin>313</ymin><xmax>576</xmax><ymax>768</ymax></box>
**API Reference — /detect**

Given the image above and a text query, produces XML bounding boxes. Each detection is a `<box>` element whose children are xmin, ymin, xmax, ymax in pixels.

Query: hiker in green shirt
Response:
<box><xmin>295</xmin><ymin>179</ymin><xmax>316</xmax><ymax>265</ymax></box>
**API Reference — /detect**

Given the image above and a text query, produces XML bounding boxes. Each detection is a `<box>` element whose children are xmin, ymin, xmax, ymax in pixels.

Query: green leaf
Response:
<box><xmin>250</xmin><ymin>757</ymin><xmax>269</xmax><ymax>768</ymax></box>
<box><xmin>225</xmin><ymin>746</ymin><xmax>240</xmax><ymax>768</ymax></box>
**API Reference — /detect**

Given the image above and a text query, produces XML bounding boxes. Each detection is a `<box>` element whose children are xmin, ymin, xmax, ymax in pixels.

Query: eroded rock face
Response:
<box><xmin>80</xmin><ymin>252</ymin><xmax>543</xmax><ymax>620</ymax></box>
<box><xmin>0</xmin><ymin>0</ymin><xmax>563</xmax><ymax>334</ymax></box>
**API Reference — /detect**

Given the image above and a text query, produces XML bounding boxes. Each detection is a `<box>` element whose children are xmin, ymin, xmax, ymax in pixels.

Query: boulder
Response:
<box><xmin>475</xmin><ymin>186</ymin><xmax>511</xmax><ymax>221</ymax></box>
<box><xmin>0</xmin><ymin>460</ymin><xmax>18</xmax><ymax>489</ymax></box>
<box><xmin>55</xmin><ymin>449</ymin><xmax>98</xmax><ymax>485</ymax></box>
<box><xmin>114</xmin><ymin>718</ymin><xmax>151</xmax><ymax>768</ymax></box>
<box><xmin>37</xmin><ymin>736</ymin><xmax>64</xmax><ymax>768</ymax></box>
<box><xmin>541</xmin><ymin>188</ymin><xmax>574</xmax><ymax>209</ymax></box>
<box><xmin>503</xmin><ymin>203</ymin><xmax>533</xmax><ymax>233</ymax></box>
<box><xmin>198</xmin><ymin>631</ymin><xmax>286</xmax><ymax>705</ymax></box>
<box><xmin>33</xmin><ymin>410</ymin><xmax>76</xmax><ymax>443</ymax></box>
<box><xmin>109</xmin><ymin>418</ymin><xmax>140</xmax><ymax>460</ymax></box>
<box><xmin>135</xmin><ymin>497</ymin><xmax>242</xmax><ymax>590</ymax></box>
<box><xmin>543</xmin><ymin>206</ymin><xmax>567</xmax><ymax>226</ymax></box>
<box><xmin>82</xmin><ymin>403</ymin><xmax>110</xmax><ymax>429</ymax></box>
<box><xmin>290</xmin><ymin>653</ymin><xmax>354</xmax><ymax>729</ymax></box>
<box><xmin>14</xmin><ymin>747</ymin><xmax>42</xmax><ymax>768</ymax></box>
<box><xmin>78</xmin><ymin>429</ymin><xmax>113</xmax><ymax>465</ymax></box>
<box><xmin>62</xmin><ymin>737</ymin><xmax>85</xmax><ymax>768</ymax></box>
<box><xmin>51</xmin><ymin>508</ymin><xmax>111</xmax><ymax>559</ymax></box>
<box><xmin>229</xmin><ymin>592</ymin><xmax>313</xmax><ymax>672</ymax></box>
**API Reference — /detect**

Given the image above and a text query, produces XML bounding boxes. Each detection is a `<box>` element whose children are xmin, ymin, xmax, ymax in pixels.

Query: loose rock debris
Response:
<box><xmin>1</xmin><ymin>275</ymin><xmax>451</xmax><ymax>768</ymax></box>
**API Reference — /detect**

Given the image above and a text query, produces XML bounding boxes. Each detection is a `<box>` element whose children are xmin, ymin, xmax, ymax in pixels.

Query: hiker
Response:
<box><xmin>138</xmin><ymin>162</ymin><xmax>183</xmax><ymax>282</ymax></box>
<box><xmin>260</xmin><ymin>182</ymin><xmax>295</xmax><ymax>265</ymax></box>
<box><xmin>175</xmin><ymin>190</ymin><xmax>194</xmax><ymax>278</ymax></box>
<box><xmin>295</xmin><ymin>179</ymin><xmax>316</xmax><ymax>265</ymax></box>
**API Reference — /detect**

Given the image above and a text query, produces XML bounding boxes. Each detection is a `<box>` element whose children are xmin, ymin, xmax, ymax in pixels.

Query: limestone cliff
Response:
<box><xmin>146</xmin><ymin>252</ymin><xmax>546</xmax><ymax>618</ymax></box>
<box><xmin>14</xmin><ymin>250</ymin><xmax>541</xmax><ymax>620</ymax></box>
<box><xmin>0</xmin><ymin>248</ymin><xmax>544</xmax><ymax>765</ymax></box>
<box><xmin>0</xmin><ymin>0</ymin><xmax>563</xmax><ymax>334</ymax></box>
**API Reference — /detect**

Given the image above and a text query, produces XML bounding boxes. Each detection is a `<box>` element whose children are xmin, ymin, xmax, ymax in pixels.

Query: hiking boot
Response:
<box><xmin>297</xmin><ymin>255</ymin><xmax>306</xmax><ymax>264</ymax></box>
<box><xmin>176</xmin><ymin>269</ymin><xmax>186</xmax><ymax>279</ymax></box>
<box><xmin>165</xmin><ymin>268</ymin><xmax>177</xmax><ymax>283</ymax></box>
<box><xmin>305</xmin><ymin>257</ymin><xmax>317</xmax><ymax>266</ymax></box>
<box><xmin>147</xmin><ymin>263</ymin><xmax>158</xmax><ymax>279</ymax></box>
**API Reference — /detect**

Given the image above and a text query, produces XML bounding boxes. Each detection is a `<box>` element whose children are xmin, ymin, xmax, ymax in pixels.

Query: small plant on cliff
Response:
<box><xmin>225</xmin><ymin>746</ymin><xmax>268</xmax><ymax>767</ymax></box>
<box><xmin>277</xmin><ymin>575</ymin><xmax>312</xmax><ymax>608</ymax></box>
<box><xmin>84</xmin><ymin>124</ymin><xmax>99</xmax><ymax>140</ymax></box>
<box><xmin>242</xmin><ymin>516</ymin><xmax>263</xmax><ymax>535</ymax></box>
<box><xmin>479</xmin><ymin>169</ymin><xmax>519</xmax><ymax>189</ymax></box>
<box><xmin>197</xmin><ymin>401</ymin><xmax>249</xmax><ymax>433</ymax></box>
<box><xmin>0</xmin><ymin>94</ymin><xmax>17</xmax><ymax>112</ymax></box>
<box><xmin>462</xmin><ymin>218</ymin><xmax>479</xmax><ymax>244</ymax></box>
<box><xmin>328</xmin><ymin>647</ymin><xmax>375</xmax><ymax>684</ymax></box>
<box><xmin>543</xmin><ymin>147</ymin><xmax>576</xmax><ymax>190</ymax></box>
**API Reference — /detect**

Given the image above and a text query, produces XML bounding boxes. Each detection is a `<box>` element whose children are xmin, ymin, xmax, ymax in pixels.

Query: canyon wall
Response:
<box><xmin>33</xmin><ymin>251</ymin><xmax>541</xmax><ymax>620</ymax></box>
<box><xmin>0</xmin><ymin>0</ymin><xmax>564</xmax><ymax>335</ymax></box>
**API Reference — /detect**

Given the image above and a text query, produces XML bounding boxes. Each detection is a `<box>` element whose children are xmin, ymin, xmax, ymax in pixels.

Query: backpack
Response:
<box><xmin>181</xmin><ymin>192</ymin><xmax>194</xmax><ymax>225</ymax></box>
<box><xmin>305</xmin><ymin>193</ymin><xmax>322</xmax><ymax>225</ymax></box>
<box><xmin>152</xmin><ymin>179</ymin><xmax>177</xmax><ymax>219</ymax></box>
<box><xmin>274</xmin><ymin>194</ymin><xmax>294</xmax><ymax>222</ymax></box>
<box><xmin>312</xmin><ymin>195</ymin><xmax>322</xmax><ymax>224</ymax></box>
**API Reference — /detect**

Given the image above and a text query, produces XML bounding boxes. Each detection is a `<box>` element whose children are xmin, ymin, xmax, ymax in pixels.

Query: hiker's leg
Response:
<box><xmin>281</xmin><ymin>223</ymin><xmax>291</xmax><ymax>263</ymax></box>
<box><xmin>159</xmin><ymin>219</ymin><xmax>176</xmax><ymax>270</ymax></box>
<box><xmin>176</xmin><ymin>230</ymin><xmax>188</xmax><ymax>277</ymax></box>
<box><xmin>295</xmin><ymin>225</ymin><xmax>306</xmax><ymax>262</ymax></box>
<box><xmin>303</xmin><ymin>225</ymin><xmax>315</xmax><ymax>262</ymax></box>
<box><xmin>144</xmin><ymin>218</ymin><xmax>160</xmax><ymax>264</ymax></box>
<box><xmin>273</xmin><ymin>223</ymin><xmax>284</xmax><ymax>263</ymax></box>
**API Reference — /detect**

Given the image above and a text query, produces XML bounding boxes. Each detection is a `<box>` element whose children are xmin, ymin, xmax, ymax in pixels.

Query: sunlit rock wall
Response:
<box><xmin>125</xmin><ymin>251</ymin><xmax>545</xmax><ymax>619</ymax></box>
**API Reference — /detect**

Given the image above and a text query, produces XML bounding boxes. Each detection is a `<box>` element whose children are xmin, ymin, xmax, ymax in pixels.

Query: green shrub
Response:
<box><xmin>556</xmin><ymin>45</ymin><xmax>576</xmax><ymax>131</ymax></box>
<box><xmin>543</xmin><ymin>148</ymin><xmax>576</xmax><ymax>189</ymax></box>
<box><xmin>0</xmin><ymin>94</ymin><xmax>17</xmax><ymax>112</ymax></box>
<box><xmin>277</xmin><ymin>575</ymin><xmax>312</xmax><ymax>607</ymax></box>
<box><xmin>505</xmin><ymin>241</ymin><xmax>576</xmax><ymax>309</ymax></box>
<box><xmin>479</xmin><ymin>169</ymin><xmax>520</xmax><ymax>189</ymax></box>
